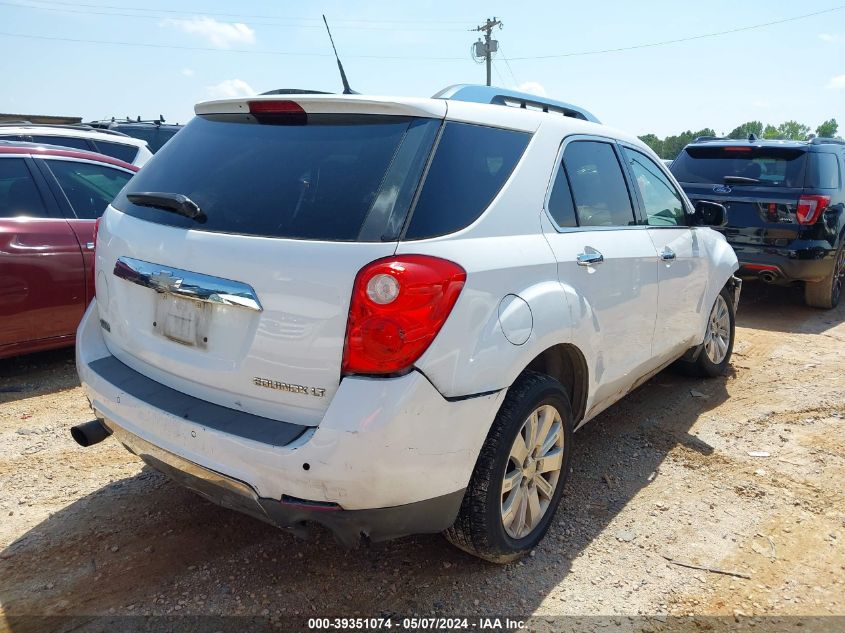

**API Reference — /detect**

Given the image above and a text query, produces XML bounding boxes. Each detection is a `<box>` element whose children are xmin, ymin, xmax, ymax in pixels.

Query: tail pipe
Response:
<box><xmin>759</xmin><ymin>271</ymin><xmax>777</xmax><ymax>283</ymax></box>
<box><xmin>71</xmin><ymin>419</ymin><xmax>111</xmax><ymax>447</ymax></box>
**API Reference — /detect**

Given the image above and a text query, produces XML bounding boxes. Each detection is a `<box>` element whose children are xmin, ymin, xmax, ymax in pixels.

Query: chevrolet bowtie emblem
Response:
<box><xmin>149</xmin><ymin>270</ymin><xmax>183</xmax><ymax>292</ymax></box>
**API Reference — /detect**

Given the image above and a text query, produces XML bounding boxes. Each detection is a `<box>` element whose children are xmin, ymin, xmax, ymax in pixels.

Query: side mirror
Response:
<box><xmin>694</xmin><ymin>200</ymin><xmax>727</xmax><ymax>226</ymax></box>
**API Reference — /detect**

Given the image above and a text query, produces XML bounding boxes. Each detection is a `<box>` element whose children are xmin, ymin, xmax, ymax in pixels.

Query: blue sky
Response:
<box><xmin>1</xmin><ymin>0</ymin><xmax>843</xmax><ymax>137</ymax></box>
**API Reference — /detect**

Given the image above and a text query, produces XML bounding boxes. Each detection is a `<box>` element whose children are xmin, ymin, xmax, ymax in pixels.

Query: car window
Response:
<box><xmin>45</xmin><ymin>159</ymin><xmax>133</xmax><ymax>219</ymax></box>
<box><xmin>546</xmin><ymin>162</ymin><xmax>578</xmax><ymax>228</ymax></box>
<box><xmin>91</xmin><ymin>140</ymin><xmax>139</xmax><ymax>164</ymax></box>
<box><xmin>623</xmin><ymin>147</ymin><xmax>686</xmax><ymax>227</ymax></box>
<box><xmin>671</xmin><ymin>146</ymin><xmax>807</xmax><ymax>188</ymax></box>
<box><xmin>0</xmin><ymin>158</ymin><xmax>48</xmax><ymax>218</ymax></box>
<box><xmin>807</xmin><ymin>153</ymin><xmax>840</xmax><ymax>189</ymax></box>
<box><xmin>404</xmin><ymin>122</ymin><xmax>531</xmax><ymax>239</ymax></box>
<box><xmin>562</xmin><ymin>141</ymin><xmax>635</xmax><ymax>227</ymax></box>
<box><xmin>31</xmin><ymin>135</ymin><xmax>92</xmax><ymax>151</ymax></box>
<box><xmin>114</xmin><ymin>115</ymin><xmax>439</xmax><ymax>241</ymax></box>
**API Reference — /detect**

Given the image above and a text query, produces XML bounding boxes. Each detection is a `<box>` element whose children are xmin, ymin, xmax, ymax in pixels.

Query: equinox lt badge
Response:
<box><xmin>253</xmin><ymin>377</ymin><xmax>326</xmax><ymax>397</ymax></box>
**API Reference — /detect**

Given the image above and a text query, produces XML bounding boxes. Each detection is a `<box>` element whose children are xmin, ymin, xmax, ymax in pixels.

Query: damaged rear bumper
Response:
<box><xmin>105</xmin><ymin>418</ymin><xmax>464</xmax><ymax>545</ymax></box>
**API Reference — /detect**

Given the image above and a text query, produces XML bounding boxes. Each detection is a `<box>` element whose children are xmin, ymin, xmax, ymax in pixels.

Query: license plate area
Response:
<box><xmin>153</xmin><ymin>293</ymin><xmax>211</xmax><ymax>348</ymax></box>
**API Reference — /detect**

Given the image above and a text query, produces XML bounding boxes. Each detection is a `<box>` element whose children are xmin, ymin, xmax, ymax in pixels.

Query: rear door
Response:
<box><xmin>542</xmin><ymin>138</ymin><xmax>659</xmax><ymax>411</ymax></box>
<box><xmin>0</xmin><ymin>156</ymin><xmax>85</xmax><ymax>350</ymax></box>
<box><xmin>95</xmin><ymin>107</ymin><xmax>443</xmax><ymax>426</ymax></box>
<box><xmin>621</xmin><ymin>145</ymin><xmax>708</xmax><ymax>358</ymax></box>
<box><xmin>35</xmin><ymin>157</ymin><xmax>135</xmax><ymax>303</ymax></box>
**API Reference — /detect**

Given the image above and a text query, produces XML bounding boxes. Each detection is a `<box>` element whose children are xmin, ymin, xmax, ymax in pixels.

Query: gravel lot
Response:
<box><xmin>1</xmin><ymin>283</ymin><xmax>843</xmax><ymax>631</ymax></box>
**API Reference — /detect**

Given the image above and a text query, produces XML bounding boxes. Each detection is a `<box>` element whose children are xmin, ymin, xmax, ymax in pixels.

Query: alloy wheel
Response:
<box><xmin>501</xmin><ymin>404</ymin><xmax>564</xmax><ymax>539</ymax></box>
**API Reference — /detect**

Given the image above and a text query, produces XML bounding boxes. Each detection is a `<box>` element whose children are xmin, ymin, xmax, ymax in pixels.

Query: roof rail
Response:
<box><xmin>0</xmin><ymin>122</ymin><xmax>132</xmax><ymax>138</ymax></box>
<box><xmin>810</xmin><ymin>136</ymin><xmax>845</xmax><ymax>146</ymax></box>
<box><xmin>432</xmin><ymin>84</ymin><xmax>600</xmax><ymax>123</ymax></box>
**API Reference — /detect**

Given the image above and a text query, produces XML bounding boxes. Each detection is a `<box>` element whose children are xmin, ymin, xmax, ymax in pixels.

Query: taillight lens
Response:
<box><xmin>342</xmin><ymin>255</ymin><xmax>466</xmax><ymax>376</ymax></box>
<box><xmin>796</xmin><ymin>195</ymin><xmax>830</xmax><ymax>225</ymax></box>
<box><xmin>248</xmin><ymin>100</ymin><xmax>307</xmax><ymax>124</ymax></box>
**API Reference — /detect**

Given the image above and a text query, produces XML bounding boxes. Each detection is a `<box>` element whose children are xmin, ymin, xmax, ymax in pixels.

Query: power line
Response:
<box><xmin>5</xmin><ymin>0</ymin><xmax>472</xmax><ymax>24</ymax></box>
<box><xmin>497</xmin><ymin>43</ymin><xmax>520</xmax><ymax>86</ymax></box>
<box><xmin>0</xmin><ymin>0</ymin><xmax>469</xmax><ymax>31</ymax></box>
<box><xmin>508</xmin><ymin>5</ymin><xmax>845</xmax><ymax>60</ymax></box>
<box><xmin>0</xmin><ymin>30</ymin><xmax>466</xmax><ymax>60</ymax></box>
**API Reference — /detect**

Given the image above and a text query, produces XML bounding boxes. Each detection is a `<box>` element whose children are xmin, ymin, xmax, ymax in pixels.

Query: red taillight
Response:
<box><xmin>723</xmin><ymin>146</ymin><xmax>753</xmax><ymax>152</ymax></box>
<box><xmin>248</xmin><ymin>100</ymin><xmax>307</xmax><ymax>124</ymax></box>
<box><xmin>796</xmin><ymin>195</ymin><xmax>830</xmax><ymax>225</ymax></box>
<box><xmin>341</xmin><ymin>255</ymin><xmax>466</xmax><ymax>376</ymax></box>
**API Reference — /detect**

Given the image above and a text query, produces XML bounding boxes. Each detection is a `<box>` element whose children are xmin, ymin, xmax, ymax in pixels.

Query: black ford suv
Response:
<box><xmin>671</xmin><ymin>137</ymin><xmax>845</xmax><ymax>308</ymax></box>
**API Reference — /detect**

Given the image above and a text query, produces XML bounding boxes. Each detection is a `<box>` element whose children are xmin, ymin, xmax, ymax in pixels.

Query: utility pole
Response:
<box><xmin>471</xmin><ymin>17</ymin><xmax>502</xmax><ymax>86</ymax></box>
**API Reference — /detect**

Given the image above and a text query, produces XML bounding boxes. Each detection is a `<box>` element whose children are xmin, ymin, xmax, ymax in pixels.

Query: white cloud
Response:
<box><xmin>206</xmin><ymin>79</ymin><xmax>256</xmax><ymax>99</ymax></box>
<box><xmin>517</xmin><ymin>81</ymin><xmax>547</xmax><ymax>97</ymax></box>
<box><xmin>819</xmin><ymin>33</ymin><xmax>839</xmax><ymax>42</ymax></box>
<box><xmin>161</xmin><ymin>16</ymin><xmax>255</xmax><ymax>49</ymax></box>
<box><xmin>827</xmin><ymin>73</ymin><xmax>845</xmax><ymax>90</ymax></box>
<box><xmin>181</xmin><ymin>68</ymin><xmax>195</xmax><ymax>77</ymax></box>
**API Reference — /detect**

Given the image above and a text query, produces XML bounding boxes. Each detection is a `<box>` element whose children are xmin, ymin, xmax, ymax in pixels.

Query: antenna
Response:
<box><xmin>322</xmin><ymin>15</ymin><xmax>357</xmax><ymax>95</ymax></box>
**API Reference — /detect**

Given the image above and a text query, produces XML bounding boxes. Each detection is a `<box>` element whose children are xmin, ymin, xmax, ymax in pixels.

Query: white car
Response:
<box><xmin>74</xmin><ymin>85</ymin><xmax>740</xmax><ymax>562</ymax></box>
<box><xmin>0</xmin><ymin>123</ymin><xmax>152</xmax><ymax>167</ymax></box>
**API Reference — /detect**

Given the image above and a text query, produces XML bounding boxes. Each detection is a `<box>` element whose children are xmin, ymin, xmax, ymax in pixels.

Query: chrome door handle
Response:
<box><xmin>576</xmin><ymin>251</ymin><xmax>604</xmax><ymax>267</ymax></box>
<box><xmin>85</xmin><ymin>242</ymin><xmax>95</xmax><ymax>250</ymax></box>
<box><xmin>660</xmin><ymin>247</ymin><xmax>676</xmax><ymax>262</ymax></box>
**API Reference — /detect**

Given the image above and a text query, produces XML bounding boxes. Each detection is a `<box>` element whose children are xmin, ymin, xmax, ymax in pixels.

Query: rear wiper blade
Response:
<box><xmin>723</xmin><ymin>176</ymin><xmax>760</xmax><ymax>184</ymax></box>
<box><xmin>127</xmin><ymin>192</ymin><xmax>206</xmax><ymax>222</ymax></box>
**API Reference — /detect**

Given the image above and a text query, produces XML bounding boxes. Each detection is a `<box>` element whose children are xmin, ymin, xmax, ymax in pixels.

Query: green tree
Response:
<box><xmin>816</xmin><ymin>118</ymin><xmax>839</xmax><ymax>138</ymax></box>
<box><xmin>638</xmin><ymin>133</ymin><xmax>664</xmax><ymax>157</ymax></box>
<box><xmin>762</xmin><ymin>124</ymin><xmax>780</xmax><ymax>139</ymax></box>
<box><xmin>662</xmin><ymin>128</ymin><xmax>716</xmax><ymax>160</ymax></box>
<box><xmin>775</xmin><ymin>120</ymin><xmax>811</xmax><ymax>140</ymax></box>
<box><xmin>728</xmin><ymin>121</ymin><xmax>764</xmax><ymax>139</ymax></box>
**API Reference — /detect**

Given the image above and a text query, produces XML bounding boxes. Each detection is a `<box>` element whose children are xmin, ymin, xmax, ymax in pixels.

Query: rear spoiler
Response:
<box><xmin>195</xmin><ymin>95</ymin><xmax>447</xmax><ymax>120</ymax></box>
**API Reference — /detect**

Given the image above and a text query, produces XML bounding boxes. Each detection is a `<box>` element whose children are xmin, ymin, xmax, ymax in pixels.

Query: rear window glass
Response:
<box><xmin>563</xmin><ymin>140</ymin><xmax>636</xmax><ymax>227</ymax></box>
<box><xmin>671</xmin><ymin>146</ymin><xmax>807</xmax><ymax>187</ymax></box>
<box><xmin>114</xmin><ymin>115</ymin><xmax>439</xmax><ymax>241</ymax></box>
<box><xmin>807</xmin><ymin>153</ymin><xmax>840</xmax><ymax>189</ymax></box>
<box><xmin>92</xmin><ymin>140</ymin><xmax>139</xmax><ymax>164</ymax></box>
<box><xmin>404</xmin><ymin>122</ymin><xmax>530</xmax><ymax>239</ymax></box>
<box><xmin>0</xmin><ymin>158</ymin><xmax>48</xmax><ymax>218</ymax></box>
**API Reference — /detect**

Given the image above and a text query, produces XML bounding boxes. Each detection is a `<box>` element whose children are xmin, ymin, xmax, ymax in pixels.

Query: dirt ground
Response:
<box><xmin>0</xmin><ymin>283</ymin><xmax>843</xmax><ymax>631</ymax></box>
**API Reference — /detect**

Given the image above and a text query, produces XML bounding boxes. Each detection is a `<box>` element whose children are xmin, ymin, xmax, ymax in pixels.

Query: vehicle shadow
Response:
<box><xmin>736</xmin><ymin>281</ymin><xmax>844</xmax><ymax>334</ymax></box>
<box><xmin>0</xmin><ymin>348</ymin><xmax>79</xmax><ymax>406</ymax></box>
<box><xmin>0</xmin><ymin>362</ymin><xmax>730</xmax><ymax>630</ymax></box>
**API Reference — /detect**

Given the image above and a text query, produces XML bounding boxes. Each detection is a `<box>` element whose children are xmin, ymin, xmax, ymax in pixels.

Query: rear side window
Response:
<box><xmin>404</xmin><ymin>123</ymin><xmax>530</xmax><ymax>239</ymax></box>
<box><xmin>563</xmin><ymin>141</ymin><xmax>635</xmax><ymax>227</ymax></box>
<box><xmin>807</xmin><ymin>153</ymin><xmax>840</xmax><ymax>189</ymax></box>
<box><xmin>114</xmin><ymin>115</ymin><xmax>440</xmax><ymax>241</ymax></box>
<box><xmin>546</xmin><ymin>164</ymin><xmax>578</xmax><ymax>227</ymax></box>
<box><xmin>46</xmin><ymin>159</ymin><xmax>133</xmax><ymax>219</ymax></box>
<box><xmin>0</xmin><ymin>158</ymin><xmax>48</xmax><ymax>218</ymax></box>
<box><xmin>31</xmin><ymin>135</ymin><xmax>91</xmax><ymax>151</ymax></box>
<box><xmin>671</xmin><ymin>146</ymin><xmax>807</xmax><ymax>188</ymax></box>
<box><xmin>92</xmin><ymin>140</ymin><xmax>139</xmax><ymax>164</ymax></box>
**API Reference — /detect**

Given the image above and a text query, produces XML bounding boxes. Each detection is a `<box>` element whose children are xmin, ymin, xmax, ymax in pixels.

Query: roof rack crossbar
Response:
<box><xmin>432</xmin><ymin>84</ymin><xmax>600</xmax><ymax>123</ymax></box>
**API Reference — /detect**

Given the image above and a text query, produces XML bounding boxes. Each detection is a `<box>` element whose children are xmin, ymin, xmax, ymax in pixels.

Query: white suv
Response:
<box><xmin>0</xmin><ymin>124</ymin><xmax>152</xmax><ymax>167</ymax></box>
<box><xmin>74</xmin><ymin>86</ymin><xmax>740</xmax><ymax>562</ymax></box>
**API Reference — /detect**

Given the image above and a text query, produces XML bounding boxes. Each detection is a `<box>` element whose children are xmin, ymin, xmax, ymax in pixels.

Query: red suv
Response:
<box><xmin>0</xmin><ymin>141</ymin><xmax>137</xmax><ymax>359</ymax></box>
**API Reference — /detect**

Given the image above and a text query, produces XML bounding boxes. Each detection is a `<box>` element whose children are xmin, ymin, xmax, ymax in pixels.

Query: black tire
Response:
<box><xmin>804</xmin><ymin>245</ymin><xmax>844</xmax><ymax>309</ymax></box>
<box><xmin>678</xmin><ymin>286</ymin><xmax>736</xmax><ymax>378</ymax></box>
<box><xmin>444</xmin><ymin>371</ymin><xmax>574</xmax><ymax>563</ymax></box>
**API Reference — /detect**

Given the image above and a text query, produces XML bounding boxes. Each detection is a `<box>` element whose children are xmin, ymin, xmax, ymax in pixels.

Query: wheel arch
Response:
<box><xmin>520</xmin><ymin>343</ymin><xmax>589</xmax><ymax>425</ymax></box>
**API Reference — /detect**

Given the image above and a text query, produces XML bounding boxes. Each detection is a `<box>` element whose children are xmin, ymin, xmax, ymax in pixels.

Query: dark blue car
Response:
<box><xmin>672</xmin><ymin>137</ymin><xmax>845</xmax><ymax>308</ymax></box>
